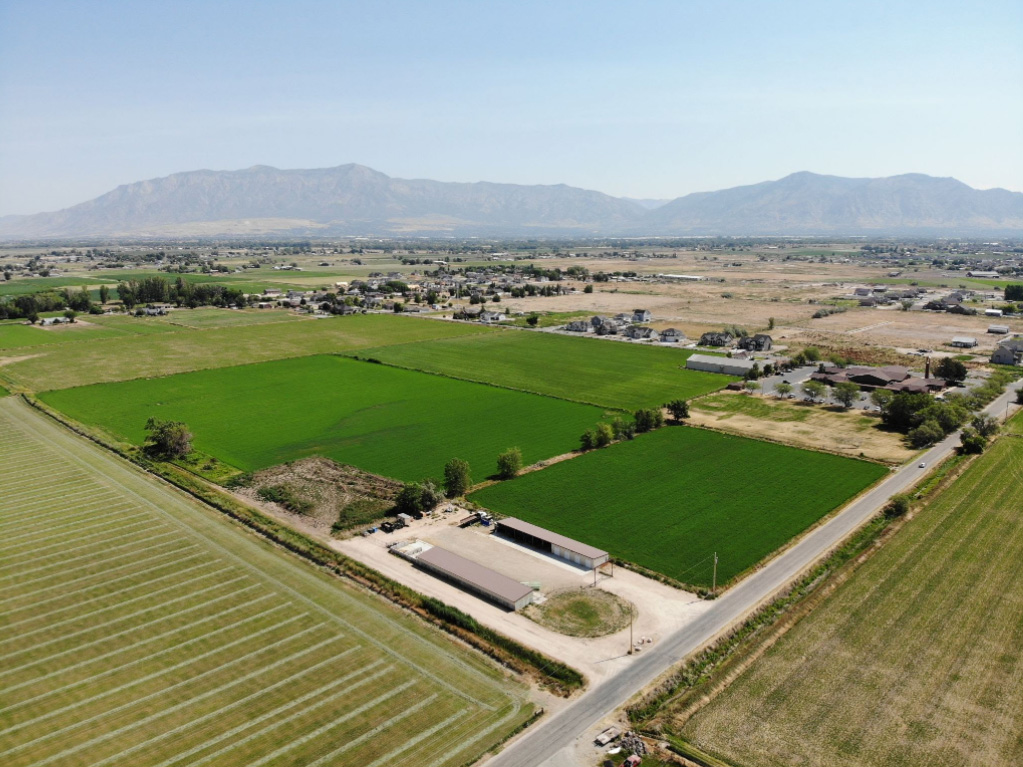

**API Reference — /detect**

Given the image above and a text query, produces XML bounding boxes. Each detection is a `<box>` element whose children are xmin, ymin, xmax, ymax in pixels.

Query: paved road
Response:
<box><xmin>488</xmin><ymin>381</ymin><xmax>1022</xmax><ymax>767</ymax></box>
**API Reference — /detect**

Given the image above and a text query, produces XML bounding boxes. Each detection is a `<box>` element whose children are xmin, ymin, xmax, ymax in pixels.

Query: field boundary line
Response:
<box><xmin>0</xmin><ymin>592</ymin><xmax>275</xmax><ymax>679</ymax></box>
<box><xmin>0</xmin><ymin>518</ymin><xmax>156</xmax><ymax>565</ymax></box>
<box><xmin>0</xmin><ymin>550</ymin><xmax>207</xmax><ymax>612</ymax></box>
<box><xmin>0</xmin><ymin>507</ymin><xmax>152</xmax><ymax>548</ymax></box>
<box><xmin>7</xmin><ymin>622</ymin><xmax>327</xmax><ymax>761</ymax></box>
<box><xmin>363</xmin><ymin>707</ymin><xmax>469</xmax><ymax>767</ymax></box>
<box><xmin>0</xmin><ymin>569</ymin><xmax>244</xmax><ymax>646</ymax></box>
<box><xmin>303</xmin><ymin>690</ymin><xmax>439</xmax><ymax>767</ymax></box>
<box><xmin>0</xmin><ymin>531</ymin><xmax>183</xmax><ymax>581</ymax></box>
<box><xmin>250</xmin><ymin>681</ymin><xmax>426</xmax><ymax>767</ymax></box>
<box><xmin>0</xmin><ymin>580</ymin><xmax>258</xmax><ymax>662</ymax></box>
<box><xmin>0</xmin><ymin>543</ymin><xmax>202</xmax><ymax>603</ymax></box>
<box><xmin>0</xmin><ymin>560</ymin><xmax>223</xmax><ymax>631</ymax></box>
<box><xmin>148</xmin><ymin>650</ymin><xmax>375</xmax><ymax>767</ymax></box>
<box><xmin>3</xmin><ymin>603</ymin><xmax>290</xmax><ymax>698</ymax></box>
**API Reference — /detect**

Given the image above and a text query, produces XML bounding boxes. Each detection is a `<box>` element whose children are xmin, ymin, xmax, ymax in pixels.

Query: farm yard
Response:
<box><xmin>352</xmin><ymin>330</ymin><xmax>732</xmax><ymax>411</ymax></box>
<box><xmin>470</xmin><ymin>427</ymin><xmax>887</xmax><ymax>588</ymax></box>
<box><xmin>39</xmin><ymin>354</ymin><xmax>605</xmax><ymax>482</ymax></box>
<box><xmin>678</xmin><ymin>421</ymin><xmax>1023</xmax><ymax>767</ymax></box>
<box><xmin>0</xmin><ymin>397</ymin><xmax>529</xmax><ymax>767</ymax></box>
<box><xmin>0</xmin><ymin>313</ymin><xmax>493</xmax><ymax>391</ymax></box>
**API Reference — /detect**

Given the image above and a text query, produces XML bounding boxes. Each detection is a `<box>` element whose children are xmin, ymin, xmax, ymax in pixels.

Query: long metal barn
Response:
<box><xmin>496</xmin><ymin>517</ymin><xmax>609</xmax><ymax>569</ymax></box>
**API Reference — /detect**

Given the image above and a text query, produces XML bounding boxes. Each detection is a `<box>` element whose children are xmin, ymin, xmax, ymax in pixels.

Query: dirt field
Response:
<box><xmin>689</xmin><ymin>392</ymin><xmax>916</xmax><ymax>464</ymax></box>
<box><xmin>232</xmin><ymin>457</ymin><xmax>401</xmax><ymax>536</ymax></box>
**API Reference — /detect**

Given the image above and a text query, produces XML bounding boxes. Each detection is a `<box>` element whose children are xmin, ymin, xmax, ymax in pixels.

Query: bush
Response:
<box><xmin>496</xmin><ymin>448</ymin><xmax>523</xmax><ymax>479</ymax></box>
<box><xmin>884</xmin><ymin>494</ymin><xmax>911</xmax><ymax>518</ymax></box>
<box><xmin>143</xmin><ymin>417</ymin><xmax>192</xmax><ymax>459</ymax></box>
<box><xmin>633</xmin><ymin>408</ymin><xmax>664</xmax><ymax>433</ymax></box>
<box><xmin>959</xmin><ymin>428</ymin><xmax>987</xmax><ymax>454</ymax></box>
<box><xmin>934</xmin><ymin>357</ymin><xmax>968</xmax><ymax>384</ymax></box>
<box><xmin>257</xmin><ymin>484</ymin><xmax>313</xmax><ymax>514</ymax></box>
<box><xmin>395</xmin><ymin>480</ymin><xmax>442</xmax><ymax>515</ymax></box>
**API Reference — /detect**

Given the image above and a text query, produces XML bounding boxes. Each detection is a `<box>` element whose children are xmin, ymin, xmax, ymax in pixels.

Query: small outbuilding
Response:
<box><xmin>950</xmin><ymin>336</ymin><xmax>978</xmax><ymax>348</ymax></box>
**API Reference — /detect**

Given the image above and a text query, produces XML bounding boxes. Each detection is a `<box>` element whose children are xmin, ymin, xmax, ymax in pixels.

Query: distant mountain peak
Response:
<box><xmin>1</xmin><ymin>166</ymin><xmax>1020</xmax><ymax>239</ymax></box>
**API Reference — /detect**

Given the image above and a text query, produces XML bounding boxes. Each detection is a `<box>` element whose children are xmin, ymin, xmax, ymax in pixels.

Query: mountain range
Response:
<box><xmin>2</xmin><ymin>165</ymin><xmax>1022</xmax><ymax>239</ymax></box>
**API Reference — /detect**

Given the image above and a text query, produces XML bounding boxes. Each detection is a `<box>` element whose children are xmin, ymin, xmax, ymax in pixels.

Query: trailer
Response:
<box><xmin>594</xmin><ymin>726</ymin><xmax>621</xmax><ymax>746</ymax></box>
<box><xmin>458</xmin><ymin>513</ymin><xmax>480</xmax><ymax>528</ymax></box>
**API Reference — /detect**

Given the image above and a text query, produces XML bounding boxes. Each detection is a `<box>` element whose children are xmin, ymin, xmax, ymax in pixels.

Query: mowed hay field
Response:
<box><xmin>40</xmin><ymin>355</ymin><xmax>605</xmax><ymax>482</ymax></box>
<box><xmin>352</xmin><ymin>331</ymin><xmax>731</xmax><ymax>410</ymax></box>
<box><xmin>679</xmin><ymin>425</ymin><xmax>1023</xmax><ymax>767</ymax></box>
<box><xmin>0</xmin><ymin>398</ymin><xmax>529</xmax><ymax>767</ymax></box>
<box><xmin>0</xmin><ymin>313</ymin><xmax>493</xmax><ymax>392</ymax></box>
<box><xmin>470</xmin><ymin>427</ymin><xmax>886</xmax><ymax>588</ymax></box>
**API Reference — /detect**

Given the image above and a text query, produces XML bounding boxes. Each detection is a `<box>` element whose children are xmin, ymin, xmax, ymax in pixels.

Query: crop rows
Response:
<box><xmin>0</xmin><ymin>398</ymin><xmax>527</xmax><ymax>767</ymax></box>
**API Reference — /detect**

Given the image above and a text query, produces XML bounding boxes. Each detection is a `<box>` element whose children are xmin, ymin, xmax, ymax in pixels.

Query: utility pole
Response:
<box><xmin>712</xmin><ymin>552</ymin><xmax>718</xmax><ymax>595</ymax></box>
<box><xmin>628</xmin><ymin>613</ymin><xmax>633</xmax><ymax>655</ymax></box>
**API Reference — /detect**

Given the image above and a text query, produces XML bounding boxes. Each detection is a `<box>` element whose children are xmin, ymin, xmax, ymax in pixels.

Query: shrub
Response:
<box><xmin>884</xmin><ymin>494</ymin><xmax>911</xmax><ymax>518</ymax></box>
<box><xmin>496</xmin><ymin>448</ymin><xmax>523</xmax><ymax>479</ymax></box>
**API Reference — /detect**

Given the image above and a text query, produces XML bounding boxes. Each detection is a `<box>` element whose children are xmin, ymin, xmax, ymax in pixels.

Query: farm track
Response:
<box><xmin>0</xmin><ymin>397</ymin><xmax>528</xmax><ymax>767</ymax></box>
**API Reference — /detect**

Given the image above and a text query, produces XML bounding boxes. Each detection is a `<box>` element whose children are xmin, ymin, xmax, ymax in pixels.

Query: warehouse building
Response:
<box><xmin>686</xmin><ymin>353</ymin><xmax>757</xmax><ymax>377</ymax></box>
<box><xmin>497</xmin><ymin>517</ymin><xmax>609</xmax><ymax>570</ymax></box>
<box><xmin>414</xmin><ymin>545</ymin><xmax>534</xmax><ymax>611</ymax></box>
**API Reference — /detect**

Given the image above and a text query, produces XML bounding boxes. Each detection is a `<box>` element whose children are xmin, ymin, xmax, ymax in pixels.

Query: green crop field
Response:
<box><xmin>0</xmin><ymin>397</ymin><xmax>529</xmax><ymax>767</ymax></box>
<box><xmin>0</xmin><ymin>276</ymin><xmax>101</xmax><ymax>296</ymax></box>
<box><xmin>0</xmin><ymin>313</ymin><xmax>493</xmax><ymax>392</ymax></box>
<box><xmin>40</xmin><ymin>355</ymin><xmax>605</xmax><ymax>482</ymax></box>
<box><xmin>0</xmin><ymin>322</ymin><xmax>130</xmax><ymax>350</ymax></box>
<box><xmin>679</xmin><ymin>431</ymin><xmax>1023</xmax><ymax>767</ymax></box>
<box><xmin>470</xmin><ymin>427</ymin><xmax>886</xmax><ymax>587</ymax></box>
<box><xmin>352</xmin><ymin>330</ymin><xmax>732</xmax><ymax>410</ymax></box>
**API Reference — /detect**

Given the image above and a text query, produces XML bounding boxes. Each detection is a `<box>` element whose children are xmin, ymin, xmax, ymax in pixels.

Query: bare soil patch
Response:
<box><xmin>233</xmin><ymin>456</ymin><xmax>401</xmax><ymax>537</ymax></box>
<box><xmin>690</xmin><ymin>391</ymin><xmax>915</xmax><ymax>465</ymax></box>
<box><xmin>525</xmin><ymin>588</ymin><xmax>636</xmax><ymax>638</ymax></box>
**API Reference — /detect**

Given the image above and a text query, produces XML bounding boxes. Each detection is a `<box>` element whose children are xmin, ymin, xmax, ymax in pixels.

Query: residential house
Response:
<box><xmin>738</xmin><ymin>334</ymin><xmax>773</xmax><ymax>352</ymax></box>
<box><xmin>699</xmin><ymin>331</ymin><xmax>734</xmax><ymax>347</ymax></box>
<box><xmin>479</xmin><ymin>310</ymin><xmax>505</xmax><ymax>323</ymax></box>
<box><xmin>991</xmin><ymin>336</ymin><xmax>1023</xmax><ymax>366</ymax></box>
<box><xmin>632</xmin><ymin>309</ymin><xmax>652</xmax><ymax>323</ymax></box>
<box><xmin>565</xmin><ymin>320</ymin><xmax>590</xmax><ymax>333</ymax></box>
<box><xmin>624</xmin><ymin>325</ymin><xmax>657</xmax><ymax>340</ymax></box>
<box><xmin>659</xmin><ymin>328</ymin><xmax>685</xmax><ymax>343</ymax></box>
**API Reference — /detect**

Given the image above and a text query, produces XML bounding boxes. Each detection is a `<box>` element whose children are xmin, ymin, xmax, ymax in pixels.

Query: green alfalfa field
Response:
<box><xmin>470</xmin><ymin>427</ymin><xmax>887</xmax><ymax>588</ymax></box>
<box><xmin>39</xmin><ymin>355</ymin><xmax>606</xmax><ymax>483</ymax></box>
<box><xmin>0</xmin><ymin>313</ymin><xmax>494</xmax><ymax>392</ymax></box>
<box><xmin>349</xmin><ymin>330</ymin><xmax>733</xmax><ymax>411</ymax></box>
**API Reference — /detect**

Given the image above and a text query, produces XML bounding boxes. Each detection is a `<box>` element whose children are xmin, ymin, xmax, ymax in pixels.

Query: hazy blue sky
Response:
<box><xmin>1</xmin><ymin>0</ymin><xmax>1021</xmax><ymax>215</ymax></box>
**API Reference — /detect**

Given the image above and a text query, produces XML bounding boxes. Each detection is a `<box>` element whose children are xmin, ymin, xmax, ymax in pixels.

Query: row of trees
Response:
<box><xmin>0</xmin><ymin>286</ymin><xmax>99</xmax><ymax>321</ymax></box>
<box><xmin>579</xmin><ymin>402</ymin><xmax>688</xmax><ymax>452</ymax></box>
<box><xmin>117</xmin><ymin>277</ymin><xmax>245</xmax><ymax>310</ymax></box>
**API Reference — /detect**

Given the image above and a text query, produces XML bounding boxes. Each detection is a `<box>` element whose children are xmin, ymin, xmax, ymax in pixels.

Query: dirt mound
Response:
<box><xmin>234</xmin><ymin>456</ymin><xmax>400</xmax><ymax>537</ymax></box>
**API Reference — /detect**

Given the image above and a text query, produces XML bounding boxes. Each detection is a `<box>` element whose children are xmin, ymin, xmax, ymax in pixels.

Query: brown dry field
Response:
<box><xmin>689</xmin><ymin>392</ymin><xmax>916</xmax><ymax>465</ymax></box>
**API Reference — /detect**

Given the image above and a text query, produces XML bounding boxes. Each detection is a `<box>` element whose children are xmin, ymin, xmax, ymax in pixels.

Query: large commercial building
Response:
<box><xmin>497</xmin><ymin>517</ymin><xmax>609</xmax><ymax>570</ymax></box>
<box><xmin>686</xmin><ymin>353</ymin><xmax>757</xmax><ymax>377</ymax></box>
<box><xmin>414</xmin><ymin>546</ymin><xmax>534</xmax><ymax>611</ymax></box>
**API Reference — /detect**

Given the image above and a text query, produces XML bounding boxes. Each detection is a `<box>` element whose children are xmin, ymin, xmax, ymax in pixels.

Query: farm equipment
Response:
<box><xmin>458</xmin><ymin>513</ymin><xmax>480</xmax><ymax>528</ymax></box>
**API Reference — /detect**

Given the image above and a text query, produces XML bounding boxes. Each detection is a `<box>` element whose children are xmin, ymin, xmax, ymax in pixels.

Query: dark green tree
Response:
<box><xmin>664</xmin><ymin>399</ymin><xmax>690</xmax><ymax>422</ymax></box>
<box><xmin>143</xmin><ymin>418</ymin><xmax>193</xmax><ymax>459</ymax></box>
<box><xmin>443</xmin><ymin>458</ymin><xmax>471</xmax><ymax>498</ymax></box>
